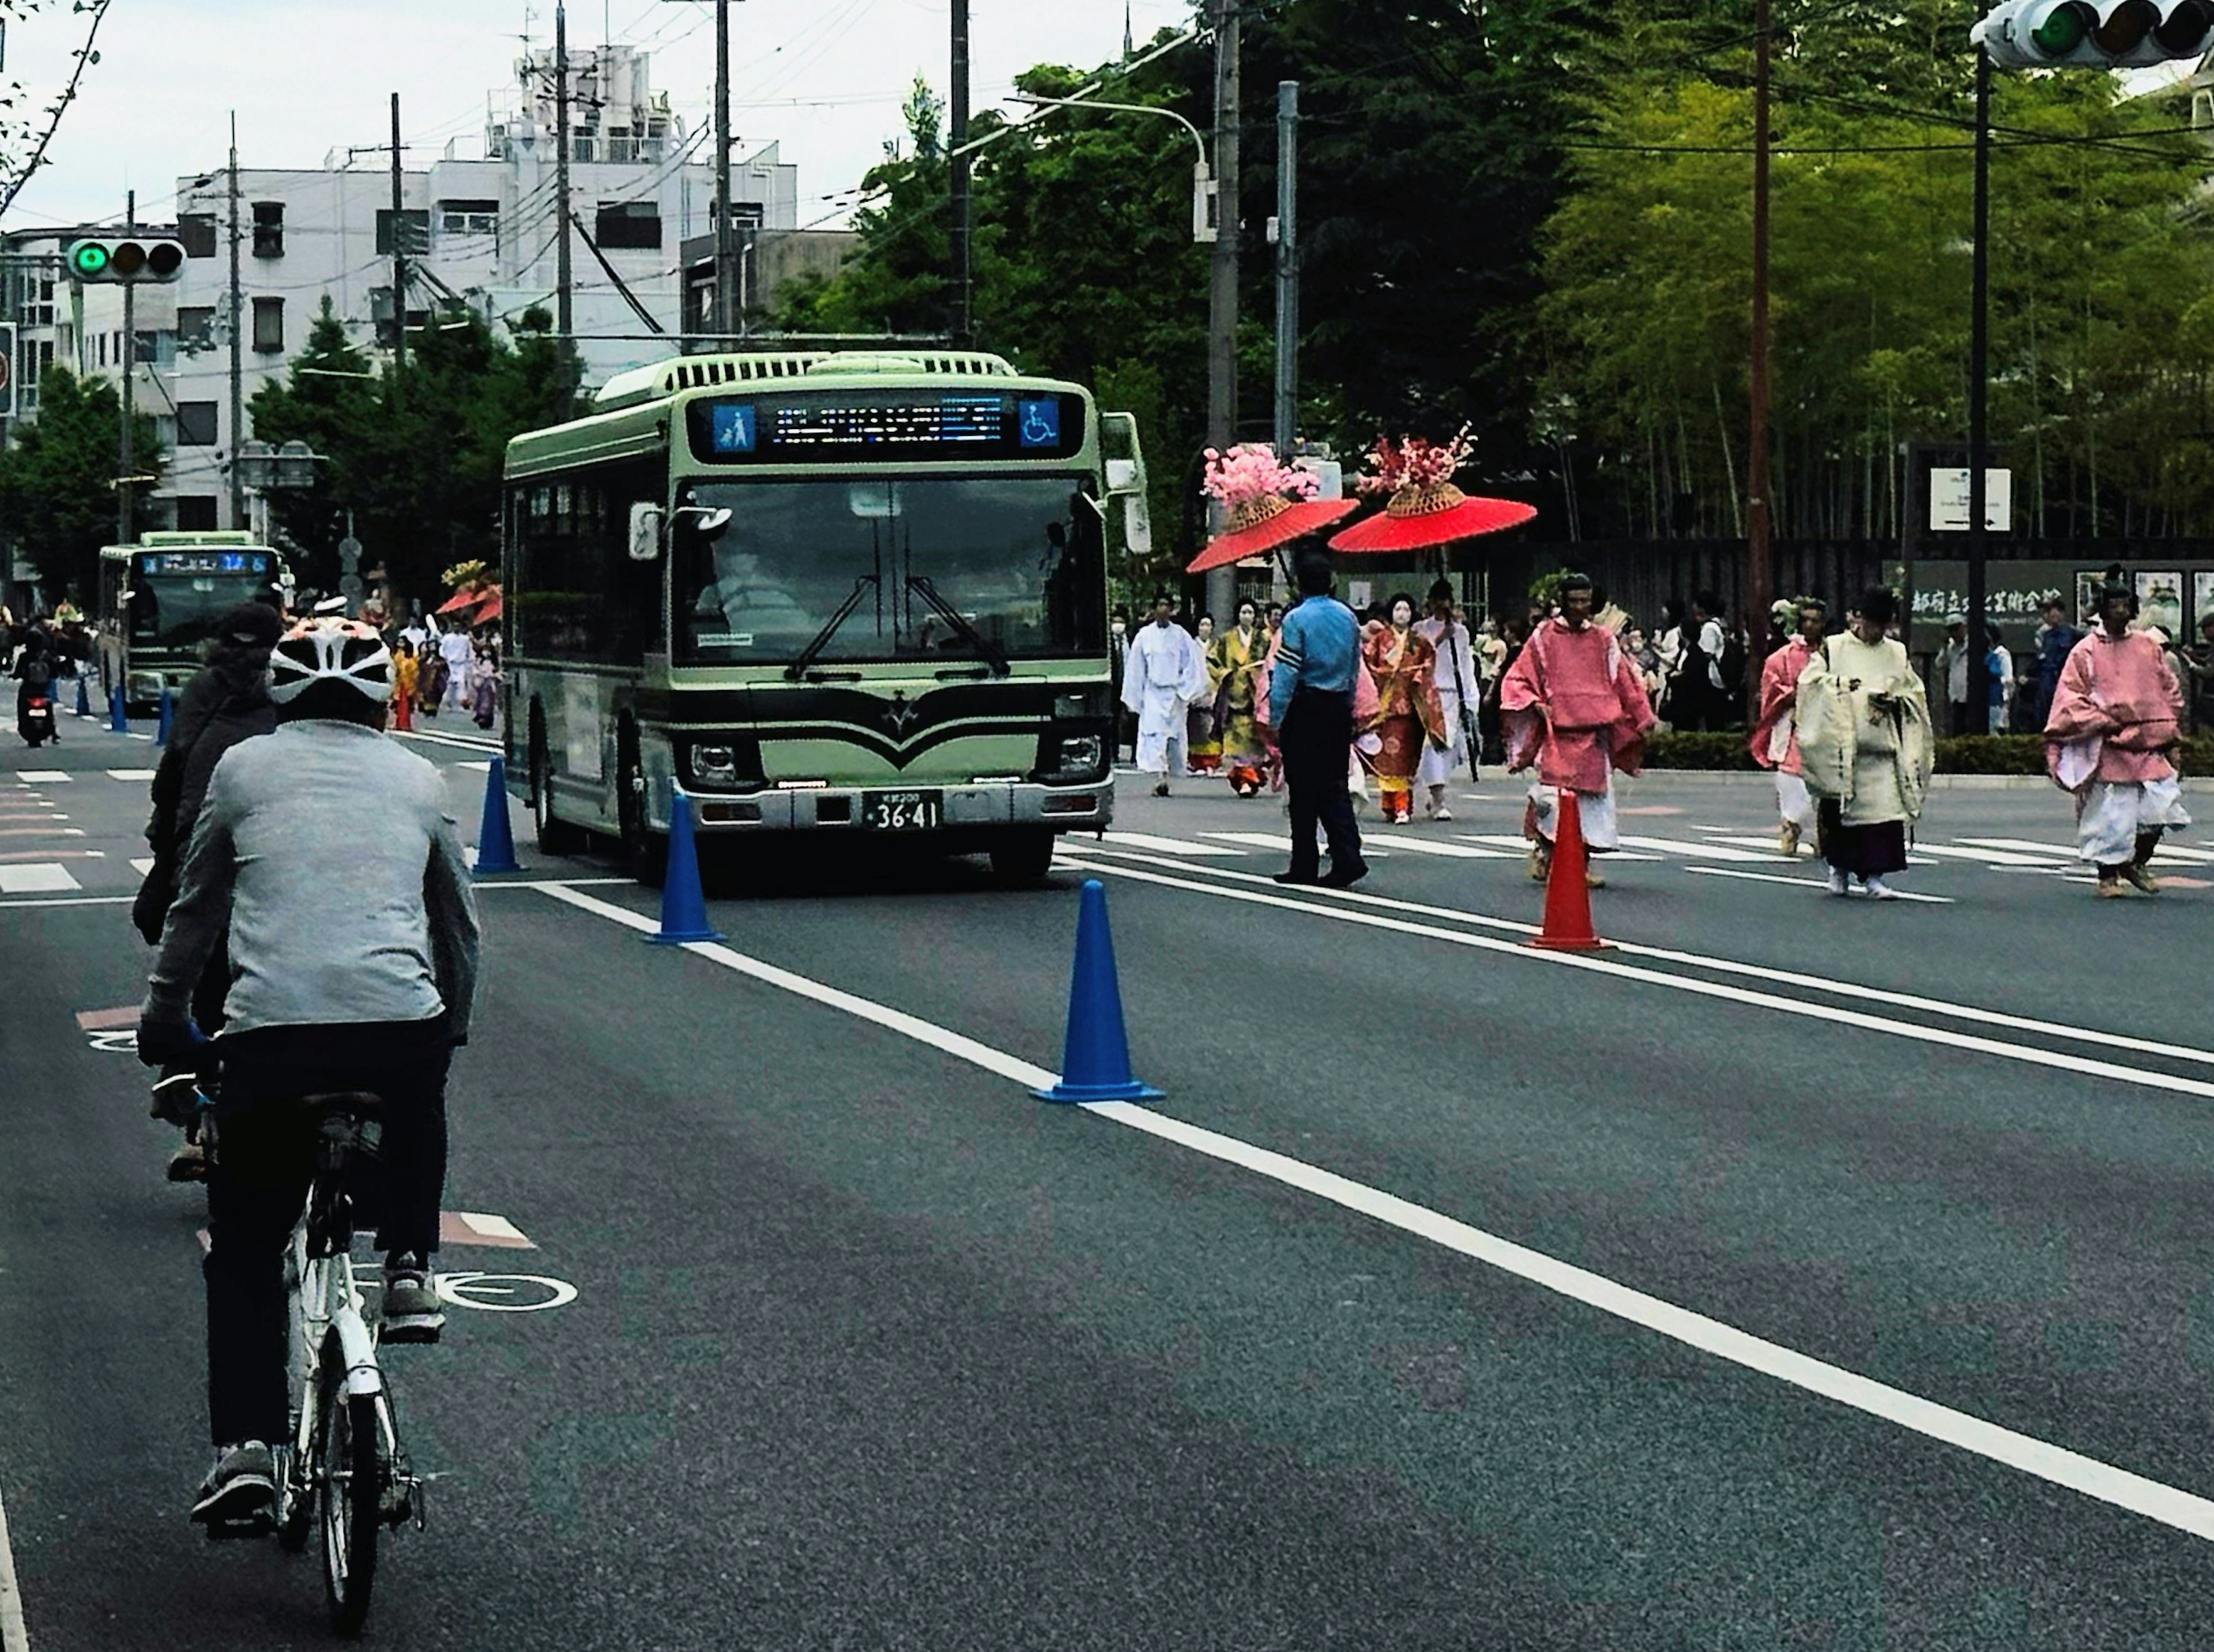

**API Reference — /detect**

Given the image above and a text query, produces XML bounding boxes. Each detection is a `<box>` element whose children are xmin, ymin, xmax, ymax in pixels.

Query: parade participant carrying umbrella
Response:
<box><xmin>1327</xmin><ymin>428</ymin><xmax>1536</xmax><ymax>558</ymax></box>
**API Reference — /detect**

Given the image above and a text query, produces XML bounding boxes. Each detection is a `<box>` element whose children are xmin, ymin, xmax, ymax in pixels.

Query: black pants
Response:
<box><xmin>205</xmin><ymin>1021</ymin><xmax>452</xmax><ymax>1446</ymax></box>
<box><xmin>1279</xmin><ymin>690</ymin><xmax>1362</xmax><ymax>879</ymax></box>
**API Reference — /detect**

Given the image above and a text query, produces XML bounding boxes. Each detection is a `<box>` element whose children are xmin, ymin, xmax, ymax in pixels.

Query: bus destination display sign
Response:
<box><xmin>140</xmin><ymin>551</ymin><xmax>267</xmax><ymax>574</ymax></box>
<box><xmin>688</xmin><ymin>389</ymin><xmax>1083</xmax><ymax>464</ymax></box>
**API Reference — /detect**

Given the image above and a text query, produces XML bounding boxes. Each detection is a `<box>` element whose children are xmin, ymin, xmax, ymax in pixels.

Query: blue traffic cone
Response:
<box><xmin>155</xmin><ymin>687</ymin><xmax>174</xmax><ymax>747</ymax></box>
<box><xmin>1033</xmin><ymin>879</ymin><xmax>1162</xmax><ymax>1104</ymax></box>
<box><xmin>472</xmin><ymin>753</ymin><xmax>522</xmax><ymax>875</ymax></box>
<box><xmin>74</xmin><ymin>676</ymin><xmax>90</xmax><ymax>717</ymax></box>
<box><xmin>646</xmin><ymin>783</ymin><xmax>722</xmax><ymax>944</ymax></box>
<box><xmin>108</xmin><ymin>687</ymin><xmax>128</xmax><ymax>733</ymax></box>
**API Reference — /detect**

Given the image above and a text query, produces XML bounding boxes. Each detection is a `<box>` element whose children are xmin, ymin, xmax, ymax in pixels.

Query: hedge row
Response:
<box><xmin>1639</xmin><ymin>731</ymin><xmax>2214</xmax><ymax>776</ymax></box>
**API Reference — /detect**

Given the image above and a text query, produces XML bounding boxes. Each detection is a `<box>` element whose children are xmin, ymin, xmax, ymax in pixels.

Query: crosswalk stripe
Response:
<box><xmin>1456</xmin><ymin>833</ymin><xmax>1665</xmax><ymax>862</ymax></box>
<box><xmin>1901</xmin><ymin>842</ymin><xmax>2057</xmax><ymax>868</ymax></box>
<box><xmin>1616</xmin><ymin>834</ymin><xmax>1780</xmax><ymax>863</ymax></box>
<box><xmin>1684</xmin><ymin>866</ymin><xmax>1956</xmax><ymax>904</ymax></box>
<box><xmin>14</xmin><ymin>772</ymin><xmax>70</xmax><ymax>783</ymax></box>
<box><xmin>106</xmin><ymin>769</ymin><xmax>159</xmax><ymax>781</ymax></box>
<box><xmin>1956</xmin><ymin>835</ymin><xmax>2214</xmax><ymax>867</ymax></box>
<box><xmin>1201</xmin><ymin>830</ymin><xmax>1392</xmax><ymax>857</ymax></box>
<box><xmin>131</xmin><ymin>857</ymin><xmax>155</xmax><ymax>875</ymax></box>
<box><xmin>0</xmin><ymin>827</ymin><xmax>83</xmax><ymax>838</ymax></box>
<box><xmin>1354</xmin><ymin>835</ymin><xmax>1515</xmax><ymax>859</ymax></box>
<box><xmin>1101</xmin><ymin>831</ymin><xmax>1246</xmax><ymax>856</ymax></box>
<box><xmin>0</xmin><ymin>864</ymin><xmax>81</xmax><ymax>893</ymax></box>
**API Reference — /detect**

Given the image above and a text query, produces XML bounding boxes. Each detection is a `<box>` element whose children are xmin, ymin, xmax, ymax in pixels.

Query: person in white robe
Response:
<box><xmin>1414</xmin><ymin>579</ymin><xmax>1480</xmax><ymax>820</ymax></box>
<box><xmin>1121</xmin><ymin>593</ymin><xmax>1208</xmax><ymax>796</ymax></box>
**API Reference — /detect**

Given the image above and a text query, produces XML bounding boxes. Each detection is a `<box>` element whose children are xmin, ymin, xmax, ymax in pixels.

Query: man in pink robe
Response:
<box><xmin>2043</xmin><ymin>579</ymin><xmax>2191</xmax><ymax>897</ymax></box>
<box><xmin>1500</xmin><ymin>573</ymin><xmax>1655</xmax><ymax>887</ymax></box>
<box><xmin>1750</xmin><ymin>599</ymin><xmax>1825</xmax><ymax>857</ymax></box>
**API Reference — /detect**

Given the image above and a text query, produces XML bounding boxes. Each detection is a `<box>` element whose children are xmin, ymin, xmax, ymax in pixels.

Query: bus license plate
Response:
<box><xmin>861</xmin><ymin>789</ymin><xmax>942</xmax><ymax>831</ymax></box>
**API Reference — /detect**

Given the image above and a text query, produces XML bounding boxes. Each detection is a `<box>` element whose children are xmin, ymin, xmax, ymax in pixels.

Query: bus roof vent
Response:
<box><xmin>592</xmin><ymin>349</ymin><xmax>1018</xmax><ymax>411</ymax></box>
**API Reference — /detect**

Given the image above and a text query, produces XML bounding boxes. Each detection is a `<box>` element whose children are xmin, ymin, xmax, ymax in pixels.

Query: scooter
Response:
<box><xmin>17</xmin><ymin>690</ymin><xmax>55</xmax><ymax>748</ymax></box>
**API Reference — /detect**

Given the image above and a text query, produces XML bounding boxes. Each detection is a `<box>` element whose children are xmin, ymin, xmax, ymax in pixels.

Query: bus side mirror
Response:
<box><xmin>628</xmin><ymin>502</ymin><xmax>664</xmax><ymax>562</ymax></box>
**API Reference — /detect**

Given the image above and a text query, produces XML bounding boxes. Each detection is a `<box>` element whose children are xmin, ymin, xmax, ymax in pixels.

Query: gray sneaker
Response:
<box><xmin>381</xmin><ymin>1255</ymin><xmax>446</xmax><ymax>1345</ymax></box>
<box><xmin>191</xmin><ymin>1440</ymin><xmax>276</xmax><ymax>1530</ymax></box>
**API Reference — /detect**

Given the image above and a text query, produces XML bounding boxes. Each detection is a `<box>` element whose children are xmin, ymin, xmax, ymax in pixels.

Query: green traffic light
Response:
<box><xmin>2030</xmin><ymin>7</ymin><xmax>2087</xmax><ymax>54</ymax></box>
<box><xmin>70</xmin><ymin>242</ymin><xmax>107</xmax><ymax>276</ymax></box>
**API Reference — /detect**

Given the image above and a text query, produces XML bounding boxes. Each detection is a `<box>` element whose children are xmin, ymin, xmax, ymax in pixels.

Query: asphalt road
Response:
<box><xmin>4</xmin><ymin>702</ymin><xmax>2212</xmax><ymax>1650</ymax></box>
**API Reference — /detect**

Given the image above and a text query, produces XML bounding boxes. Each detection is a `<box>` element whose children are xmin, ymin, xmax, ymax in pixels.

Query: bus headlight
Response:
<box><xmin>1056</xmin><ymin>736</ymin><xmax>1102</xmax><ymax>776</ymax></box>
<box><xmin>690</xmin><ymin>744</ymin><xmax>737</xmax><ymax>784</ymax></box>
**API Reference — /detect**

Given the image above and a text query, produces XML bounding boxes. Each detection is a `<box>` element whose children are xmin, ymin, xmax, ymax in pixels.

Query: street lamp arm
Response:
<box><xmin>947</xmin><ymin>24</ymin><xmax>1200</xmax><ymax>161</ymax></box>
<box><xmin>1005</xmin><ymin>94</ymin><xmax>1210</xmax><ymax>169</ymax></box>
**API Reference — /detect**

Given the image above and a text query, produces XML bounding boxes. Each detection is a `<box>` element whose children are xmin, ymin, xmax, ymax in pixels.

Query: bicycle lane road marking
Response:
<box><xmin>533</xmin><ymin>879</ymin><xmax>2214</xmax><ymax>1547</ymax></box>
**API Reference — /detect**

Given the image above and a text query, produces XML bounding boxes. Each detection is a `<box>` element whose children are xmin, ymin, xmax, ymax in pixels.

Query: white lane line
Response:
<box><xmin>0</xmin><ymin>1459</ymin><xmax>27</xmax><ymax>1652</ymax></box>
<box><xmin>1075</xmin><ymin>843</ymin><xmax>2214</xmax><ymax>1073</ymax></box>
<box><xmin>1684</xmin><ymin>866</ymin><xmax>1957</xmax><ymax>905</ymax></box>
<box><xmin>534</xmin><ymin>878</ymin><xmax>2214</xmax><ymax>1548</ymax></box>
<box><xmin>1456</xmin><ymin>834</ymin><xmax>1666</xmax><ymax>863</ymax></box>
<box><xmin>1101</xmin><ymin>831</ymin><xmax>1246</xmax><ymax>857</ymax></box>
<box><xmin>456</xmin><ymin>761</ymin><xmax>492</xmax><ymax>774</ymax></box>
<box><xmin>1702</xmin><ymin>835</ymin><xmax>1820</xmax><ymax>858</ymax></box>
<box><xmin>1061</xmin><ymin>855</ymin><xmax>2214</xmax><ymax>1102</ymax></box>
<box><xmin>104</xmin><ymin>769</ymin><xmax>159</xmax><ymax>782</ymax></box>
<box><xmin>393</xmin><ymin>728</ymin><xmax>502</xmax><ymax>754</ymax></box>
<box><xmin>130</xmin><ymin>857</ymin><xmax>155</xmax><ymax>875</ymax></box>
<box><xmin>1202</xmin><ymin>830</ymin><xmax>1392</xmax><ymax>857</ymax></box>
<box><xmin>1351</xmin><ymin>835</ymin><xmax>1516</xmax><ymax>860</ymax></box>
<box><xmin>125</xmin><ymin>732</ymin><xmax>153</xmax><ymax>742</ymax></box>
<box><xmin>12</xmin><ymin>773</ymin><xmax>67</xmax><ymax>784</ymax></box>
<box><xmin>0</xmin><ymin>865</ymin><xmax>81</xmax><ymax>894</ymax></box>
<box><xmin>0</xmin><ymin>895</ymin><xmax>132</xmax><ymax>909</ymax></box>
<box><xmin>1906</xmin><ymin>843</ymin><xmax>2057</xmax><ymax>869</ymax></box>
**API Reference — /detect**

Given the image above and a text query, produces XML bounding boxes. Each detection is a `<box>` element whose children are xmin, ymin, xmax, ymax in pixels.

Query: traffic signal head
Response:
<box><xmin>63</xmin><ymin>236</ymin><xmax>184</xmax><ymax>284</ymax></box>
<box><xmin>1973</xmin><ymin>0</ymin><xmax>2214</xmax><ymax>64</ymax></box>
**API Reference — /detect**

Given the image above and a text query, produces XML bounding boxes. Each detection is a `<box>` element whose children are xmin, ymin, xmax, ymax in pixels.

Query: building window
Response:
<box><xmin>571</xmin><ymin>136</ymin><xmax>596</xmax><ymax>163</ymax></box>
<box><xmin>179</xmin><ymin>213</ymin><xmax>219</xmax><ymax>259</ymax></box>
<box><xmin>252</xmin><ymin>202</ymin><xmax>284</xmax><ymax>258</ymax></box>
<box><xmin>96</xmin><ymin>332</ymin><xmax>107</xmax><ymax>368</ymax></box>
<box><xmin>177</xmin><ymin>306</ymin><xmax>214</xmax><ymax>349</ymax></box>
<box><xmin>251</xmin><ymin>296</ymin><xmax>284</xmax><ymax>353</ymax></box>
<box><xmin>176</xmin><ymin>401</ymin><xmax>219</xmax><ymax>446</ymax></box>
<box><xmin>594</xmin><ymin>201</ymin><xmax>661</xmax><ymax>250</ymax></box>
<box><xmin>375</xmin><ymin>208</ymin><xmax>429</xmax><ymax>256</ymax></box>
<box><xmin>175</xmin><ymin>496</ymin><xmax>220</xmax><ymax>532</ymax></box>
<box><xmin>438</xmin><ymin>199</ymin><xmax>500</xmax><ymax>236</ymax></box>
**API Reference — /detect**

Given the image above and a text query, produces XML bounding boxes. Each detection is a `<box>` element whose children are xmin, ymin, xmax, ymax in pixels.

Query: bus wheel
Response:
<box><xmin>530</xmin><ymin>733</ymin><xmax>586</xmax><ymax>857</ymax></box>
<box><xmin>989</xmin><ymin>830</ymin><xmax>1055</xmax><ymax>885</ymax></box>
<box><xmin>617</xmin><ymin>740</ymin><xmax>668</xmax><ymax>889</ymax></box>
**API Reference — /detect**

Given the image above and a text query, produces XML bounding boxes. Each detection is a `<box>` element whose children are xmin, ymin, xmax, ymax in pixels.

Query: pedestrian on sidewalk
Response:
<box><xmin>2043</xmin><ymin>579</ymin><xmax>2190</xmax><ymax>897</ymax></box>
<box><xmin>1938</xmin><ymin>614</ymin><xmax>1972</xmax><ymax>736</ymax></box>
<box><xmin>1362</xmin><ymin>593</ymin><xmax>1449</xmax><ymax>825</ymax></box>
<box><xmin>1269</xmin><ymin>544</ymin><xmax>1366</xmax><ymax>887</ymax></box>
<box><xmin>1498</xmin><ymin>573</ymin><xmax>1655</xmax><ymax>889</ymax></box>
<box><xmin>1750</xmin><ymin>598</ymin><xmax>1826</xmax><ymax>857</ymax></box>
<box><xmin>2033</xmin><ymin>597</ymin><xmax>2083</xmax><ymax>730</ymax></box>
<box><xmin>1796</xmin><ymin>586</ymin><xmax>1933</xmax><ymax>900</ymax></box>
<box><xmin>1121</xmin><ymin>592</ymin><xmax>1207</xmax><ymax>797</ymax></box>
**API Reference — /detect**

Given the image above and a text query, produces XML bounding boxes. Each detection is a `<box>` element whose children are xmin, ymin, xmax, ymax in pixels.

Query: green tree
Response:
<box><xmin>0</xmin><ymin>366</ymin><xmax>164</xmax><ymax>600</ymax></box>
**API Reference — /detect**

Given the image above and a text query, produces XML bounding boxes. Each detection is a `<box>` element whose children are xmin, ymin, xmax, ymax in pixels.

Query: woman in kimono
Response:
<box><xmin>1185</xmin><ymin>614</ymin><xmax>1222</xmax><ymax>774</ymax></box>
<box><xmin>1209</xmin><ymin>599</ymin><xmax>1271</xmax><ymax>797</ymax></box>
<box><xmin>1359</xmin><ymin>593</ymin><xmax>1449</xmax><ymax>823</ymax></box>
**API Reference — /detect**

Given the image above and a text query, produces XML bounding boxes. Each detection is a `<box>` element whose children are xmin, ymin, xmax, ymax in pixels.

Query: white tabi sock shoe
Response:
<box><xmin>1825</xmin><ymin>868</ymin><xmax>1851</xmax><ymax>897</ymax></box>
<box><xmin>1861</xmin><ymin>875</ymin><xmax>1900</xmax><ymax>901</ymax></box>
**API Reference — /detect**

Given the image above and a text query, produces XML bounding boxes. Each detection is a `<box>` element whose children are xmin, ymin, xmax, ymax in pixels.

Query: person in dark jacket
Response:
<box><xmin>133</xmin><ymin>602</ymin><xmax>283</xmax><ymax>1180</ymax></box>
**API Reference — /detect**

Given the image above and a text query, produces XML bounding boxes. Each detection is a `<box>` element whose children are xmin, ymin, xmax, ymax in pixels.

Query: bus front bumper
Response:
<box><xmin>671</xmin><ymin>777</ymin><xmax>1114</xmax><ymax>835</ymax></box>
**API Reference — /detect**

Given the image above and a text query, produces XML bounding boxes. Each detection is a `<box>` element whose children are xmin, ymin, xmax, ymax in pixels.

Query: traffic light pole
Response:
<box><xmin>118</xmin><ymin>187</ymin><xmax>134</xmax><ymax>547</ymax></box>
<box><xmin>1966</xmin><ymin>45</ymin><xmax>1992</xmax><ymax>727</ymax></box>
<box><xmin>1745</xmin><ymin>0</ymin><xmax>1772</xmax><ymax>702</ymax></box>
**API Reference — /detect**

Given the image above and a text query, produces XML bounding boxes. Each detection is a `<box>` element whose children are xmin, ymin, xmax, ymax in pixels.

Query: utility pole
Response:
<box><xmin>390</xmin><ymin>93</ymin><xmax>407</xmax><ymax>375</ymax></box>
<box><xmin>949</xmin><ymin>0</ymin><xmax>971</xmax><ymax>344</ymax></box>
<box><xmin>555</xmin><ymin>2</ymin><xmax>574</xmax><ymax>339</ymax></box>
<box><xmin>1745</xmin><ymin>0</ymin><xmax>1772</xmax><ymax>702</ymax></box>
<box><xmin>1271</xmin><ymin>81</ymin><xmax>1297</xmax><ymax>460</ymax></box>
<box><xmin>1204</xmin><ymin>0</ymin><xmax>1240</xmax><ymax>619</ymax></box>
<box><xmin>1966</xmin><ymin>44</ymin><xmax>1993</xmax><ymax>726</ymax></box>
<box><xmin>714</xmin><ymin>0</ymin><xmax>736</xmax><ymax>339</ymax></box>
<box><xmin>228</xmin><ymin>112</ymin><xmax>244</xmax><ymax>531</ymax></box>
<box><xmin>118</xmin><ymin>187</ymin><xmax>135</xmax><ymax>545</ymax></box>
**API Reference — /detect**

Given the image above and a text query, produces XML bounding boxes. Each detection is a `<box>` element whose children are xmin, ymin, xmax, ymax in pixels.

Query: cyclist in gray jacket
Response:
<box><xmin>138</xmin><ymin>617</ymin><xmax>481</xmax><ymax>1529</ymax></box>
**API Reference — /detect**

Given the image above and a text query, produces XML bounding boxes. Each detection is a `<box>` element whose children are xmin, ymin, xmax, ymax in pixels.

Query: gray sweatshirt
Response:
<box><xmin>143</xmin><ymin>720</ymin><xmax>481</xmax><ymax>1040</ymax></box>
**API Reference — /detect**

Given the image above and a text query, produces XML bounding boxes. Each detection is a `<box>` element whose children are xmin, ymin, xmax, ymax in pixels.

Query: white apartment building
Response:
<box><xmin>135</xmin><ymin>42</ymin><xmax>795</xmax><ymax>532</ymax></box>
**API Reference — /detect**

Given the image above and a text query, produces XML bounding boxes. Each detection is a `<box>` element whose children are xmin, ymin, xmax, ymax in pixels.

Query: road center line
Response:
<box><xmin>1070</xmin><ymin>843</ymin><xmax>2214</xmax><ymax>1073</ymax></box>
<box><xmin>1060</xmin><ymin>855</ymin><xmax>2214</xmax><ymax>1102</ymax></box>
<box><xmin>530</xmin><ymin>879</ymin><xmax>2214</xmax><ymax>1546</ymax></box>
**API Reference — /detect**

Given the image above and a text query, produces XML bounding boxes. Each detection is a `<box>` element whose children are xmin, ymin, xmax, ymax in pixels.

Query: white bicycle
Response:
<box><xmin>210</xmin><ymin>1090</ymin><xmax>427</xmax><ymax>1638</ymax></box>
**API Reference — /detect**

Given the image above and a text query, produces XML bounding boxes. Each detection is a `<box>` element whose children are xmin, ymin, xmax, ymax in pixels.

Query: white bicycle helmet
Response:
<box><xmin>268</xmin><ymin>617</ymin><xmax>393</xmax><ymax>705</ymax></box>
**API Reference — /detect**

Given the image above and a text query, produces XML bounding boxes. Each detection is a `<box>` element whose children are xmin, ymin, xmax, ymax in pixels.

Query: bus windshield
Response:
<box><xmin>129</xmin><ymin>569</ymin><xmax>272</xmax><ymax>653</ymax></box>
<box><xmin>680</xmin><ymin>476</ymin><xmax>1105</xmax><ymax>667</ymax></box>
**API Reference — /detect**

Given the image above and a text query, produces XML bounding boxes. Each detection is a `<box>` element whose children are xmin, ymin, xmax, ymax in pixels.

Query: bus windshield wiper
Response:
<box><xmin>905</xmin><ymin>575</ymin><xmax>1009</xmax><ymax>677</ymax></box>
<box><xmin>785</xmin><ymin>575</ymin><xmax>877</xmax><ymax>681</ymax></box>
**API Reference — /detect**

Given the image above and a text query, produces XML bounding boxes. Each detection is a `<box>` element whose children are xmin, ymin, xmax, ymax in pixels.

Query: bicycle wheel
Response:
<box><xmin>316</xmin><ymin>1339</ymin><xmax>382</xmax><ymax>1638</ymax></box>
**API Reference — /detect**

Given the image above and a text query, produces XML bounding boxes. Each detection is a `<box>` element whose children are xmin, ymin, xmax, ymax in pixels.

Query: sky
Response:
<box><xmin>0</xmin><ymin>0</ymin><xmax>1202</xmax><ymax>234</ymax></box>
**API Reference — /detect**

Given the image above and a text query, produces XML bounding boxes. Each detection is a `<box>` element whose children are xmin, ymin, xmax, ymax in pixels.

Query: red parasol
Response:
<box><xmin>1327</xmin><ymin>486</ymin><xmax>1535</xmax><ymax>554</ymax></box>
<box><xmin>1186</xmin><ymin>495</ymin><xmax>1358</xmax><ymax>574</ymax></box>
<box><xmin>435</xmin><ymin>586</ymin><xmax>483</xmax><ymax>615</ymax></box>
<box><xmin>472</xmin><ymin>590</ymin><xmax>503</xmax><ymax>623</ymax></box>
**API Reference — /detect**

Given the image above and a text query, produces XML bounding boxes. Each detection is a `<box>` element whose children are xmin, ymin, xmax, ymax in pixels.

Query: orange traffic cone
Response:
<box><xmin>1530</xmin><ymin>788</ymin><xmax>1610</xmax><ymax>952</ymax></box>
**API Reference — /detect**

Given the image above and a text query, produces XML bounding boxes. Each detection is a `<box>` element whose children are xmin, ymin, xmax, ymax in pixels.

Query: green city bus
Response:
<box><xmin>99</xmin><ymin>532</ymin><xmax>287</xmax><ymax>712</ymax></box>
<box><xmin>500</xmin><ymin>349</ymin><xmax>1149</xmax><ymax>882</ymax></box>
